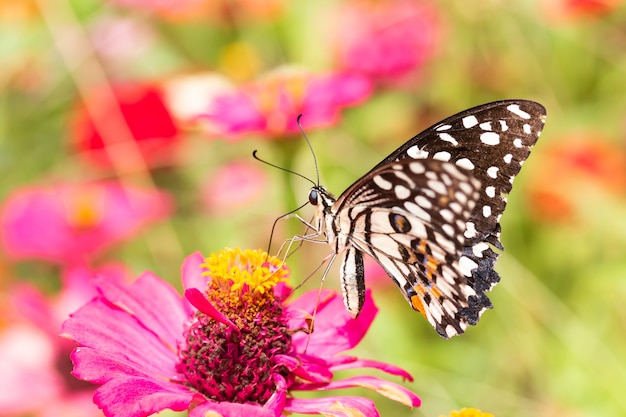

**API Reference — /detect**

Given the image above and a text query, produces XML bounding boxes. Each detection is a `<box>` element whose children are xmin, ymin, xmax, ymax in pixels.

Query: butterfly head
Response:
<box><xmin>309</xmin><ymin>186</ymin><xmax>336</xmax><ymax>210</ymax></box>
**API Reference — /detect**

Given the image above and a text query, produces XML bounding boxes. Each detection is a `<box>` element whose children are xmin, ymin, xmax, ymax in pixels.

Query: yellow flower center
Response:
<box><xmin>201</xmin><ymin>248</ymin><xmax>288</xmax><ymax>307</ymax></box>
<box><xmin>442</xmin><ymin>408</ymin><xmax>495</xmax><ymax>417</ymax></box>
<box><xmin>64</xmin><ymin>187</ymin><xmax>104</xmax><ymax>231</ymax></box>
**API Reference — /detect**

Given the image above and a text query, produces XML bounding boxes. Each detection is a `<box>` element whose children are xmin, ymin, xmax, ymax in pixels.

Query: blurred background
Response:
<box><xmin>1</xmin><ymin>0</ymin><xmax>626</xmax><ymax>416</ymax></box>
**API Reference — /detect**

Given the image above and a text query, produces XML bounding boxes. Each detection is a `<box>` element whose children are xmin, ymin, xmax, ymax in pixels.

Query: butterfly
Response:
<box><xmin>305</xmin><ymin>100</ymin><xmax>546</xmax><ymax>338</ymax></box>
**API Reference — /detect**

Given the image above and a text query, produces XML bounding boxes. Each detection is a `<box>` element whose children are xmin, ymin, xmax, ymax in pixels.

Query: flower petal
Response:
<box><xmin>297</xmin><ymin>376</ymin><xmax>421</xmax><ymax>408</ymax></box>
<box><xmin>93</xmin><ymin>375</ymin><xmax>193</xmax><ymax>417</ymax></box>
<box><xmin>327</xmin><ymin>357</ymin><xmax>414</xmax><ymax>381</ymax></box>
<box><xmin>288</xmin><ymin>289</ymin><xmax>378</xmax><ymax>357</ymax></box>
<box><xmin>189</xmin><ymin>399</ymin><xmax>275</xmax><ymax>417</ymax></box>
<box><xmin>93</xmin><ymin>271</ymin><xmax>188</xmax><ymax>349</ymax></box>
<box><xmin>182</xmin><ymin>251</ymin><xmax>207</xmax><ymax>292</ymax></box>
<box><xmin>62</xmin><ymin>299</ymin><xmax>178</xmax><ymax>380</ymax></box>
<box><xmin>184</xmin><ymin>288</ymin><xmax>238</xmax><ymax>331</ymax></box>
<box><xmin>275</xmin><ymin>354</ymin><xmax>332</xmax><ymax>384</ymax></box>
<box><xmin>285</xmin><ymin>396</ymin><xmax>379</xmax><ymax>417</ymax></box>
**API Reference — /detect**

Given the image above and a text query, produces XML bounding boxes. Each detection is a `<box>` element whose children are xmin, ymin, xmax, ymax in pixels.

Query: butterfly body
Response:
<box><xmin>306</xmin><ymin>100</ymin><xmax>546</xmax><ymax>338</ymax></box>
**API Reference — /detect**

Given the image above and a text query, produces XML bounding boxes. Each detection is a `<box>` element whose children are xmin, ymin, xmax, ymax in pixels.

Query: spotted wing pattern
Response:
<box><xmin>332</xmin><ymin>159</ymin><xmax>482</xmax><ymax>337</ymax></box>
<box><xmin>308</xmin><ymin>100</ymin><xmax>546</xmax><ymax>338</ymax></box>
<box><xmin>371</xmin><ymin>100</ymin><xmax>546</xmax><ymax>328</ymax></box>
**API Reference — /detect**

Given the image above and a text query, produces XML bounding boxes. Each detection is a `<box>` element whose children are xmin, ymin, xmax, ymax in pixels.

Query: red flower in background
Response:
<box><xmin>543</xmin><ymin>0</ymin><xmax>622</xmax><ymax>20</ymax></box>
<box><xmin>0</xmin><ymin>182</ymin><xmax>172</xmax><ymax>264</ymax></box>
<box><xmin>200</xmin><ymin>68</ymin><xmax>372</xmax><ymax>139</ymax></box>
<box><xmin>526</xmin><ymin>135</ymin><xmax>626</xmax><ymax>222</ymax></box>
<box><xmin>333</xmin><ymin>0</ymin><xmax>440</xmax><ymax>84</ymax></box>
<box><xmin>71</xmin><ymin>83</ymin><xmax>181</xmax><ymax>171</ymax></box>
<box><xmin>0</xmin><ymin>264</ymin><xmax>127</xmax><ymax>417</ymax></box>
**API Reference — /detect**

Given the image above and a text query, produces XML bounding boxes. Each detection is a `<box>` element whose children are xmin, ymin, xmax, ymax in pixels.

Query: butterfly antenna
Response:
<box><xmin>296</xmin><ymin>114</ymin><xmax>320</xmax><ymax>186</ymax></box>
<box><xmin>252</xmin><ymin>150</ymin><xmax>316</xmax><ymax>187</ymax></box>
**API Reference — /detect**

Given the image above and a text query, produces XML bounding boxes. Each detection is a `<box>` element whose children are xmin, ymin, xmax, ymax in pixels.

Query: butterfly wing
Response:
<box><xmin>372</xmin><ymin>100</ymin><xmax>546</xmax><ymax>325</ymax></box>
<box><xmin>333</xmin><ymin>159</ymin><xmax>482</xmax><ymax>337</ymax></box>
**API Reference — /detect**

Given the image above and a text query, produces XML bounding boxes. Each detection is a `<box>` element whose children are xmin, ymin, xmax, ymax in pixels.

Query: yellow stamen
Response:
<box><xmin>201</xmin><ymin>248</ymin><xmax>289</xmax><ymax>303</ymax></box>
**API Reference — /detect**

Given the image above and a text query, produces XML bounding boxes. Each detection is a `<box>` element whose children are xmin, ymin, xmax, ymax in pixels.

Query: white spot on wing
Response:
<box><xmin>507</xmin><ymin>104</ymin><xmax>531</xmax><ymax>119</ymax></box>
<box><xmin>455</xmin><ymin>158</ymin><xmax>475</xmax><ymax>170</ymax></box>
<box><xmin>435</xmin><ymin>231</ymin><xmax>455</xmax><ymax>252</ymax></box>
<box><xmin>373</xmin><ymin>175</ymin><xmax>393</xmax><ymax>190</ymax></box>
<box><xmin>433</xmin><ymin>151</ymin><xmax>451</xmax><ymax>161</ymax></box>
<box><xmin>485</xmin><ymin>186</ymin><xmax>496</xmax><ymax>198</ymax></box>
<box><xmin>487</xmin><ymin>166</ymin><xmax>499</xmax><ymax>179</ymax></box>
<box><xmin>440</xmin><ymin>208</ymin><xmax>454</xmax><ymax>223</ymax></box>
<box><xmin>480</xmin><ymin>131</ymin><xmax>500</xmax><ymax>145</ymax></box>
<box><xmin>503</xmin><ymin>153</ymin><xmax>513</xmax><ymax>164</ymax></box>
<box><xmin>482</xmin><ymin>205</ymin><xmax>492</xmax><ymax>218</ymax></box>
<box><xmin>436</xmin><ymin>124</ymin><xmax>452</xmax><ymax>131</ymax></box>
<box><xmin>513</xmin><ymin>138</ymin><xmax>523</xmax><ymax>148</ymax></box>
<box><xmin>442</xmin><ymin>223</ymin><xmax>455</xmax><ymax>237</ymax></box>
<box><xmin>449</xmin><ymin>201</ymin><xmax>462</xmax><ymax>214</ymax></box>
<box><xmin>407</xmin><ymin>146</ymin><xmax>429</xmax><ymax>159</ymax></box>
<box><xmin>438</xmin><ymin>133</ymin><xmax>459</xmax><ymax>146</ymax></box>
<box><xmin>427</xmin><ymin>180</ymin><xmax>447</xmax><ymax>195</ymax></box>
<box><xmin>409</xmin><ymin>162</ymin><xmax>425</xmax><ymax>174</ymax></box>
<box><xmin>472</xmin><ymin>242</ymin><xmax>489</xmax><ymax>257</ymax></box>
<box><xmin>459</xmin><ymin>255</ymin><xmax>478</xmax><ymax>276</ymax></box>
<box><xmin>479</xmin><ymin>122</ymin><xmax>492</xmax><ymax>131</ymax></box>
<box><xmin>455</xmin><ymin>191</ymin><xmax>468</xmax><ymax>205</ymax></box>
<box><xmin>499</xmin><ymin>120</ymin><xmax>509</xmax><ymax>131</ymax></box>
<box><xmin>415</xmin><ymin>195</ymin><xmax>432</xmax><ymax>209</ymax></box>
<box><xmin>405</xmin><ymin>201</ymin><xmax>431</xmax><ymax>223</ymax></box>
<box><xmin>462</xmin><ymin>115</ymin><xmax>479</xmax><ymax>128</ymax></box>
<box><xmin>394</xmin><ymin>185</ymin><xmax>411</xmax><ymax>199</ymax></box>
<box><xmin>464</xmin><ymin>221</ymin><xmax>477</xmax><ymax>239</ymax></box>
<box><xmin>523</xmin><ymin>124</ymin><xmax>532</xmax><ymax>134</ymax></box>
<box><xmin>458</xmin><ymin>182</ymin><xmax>474</xmax><ymax>196</ymax></box>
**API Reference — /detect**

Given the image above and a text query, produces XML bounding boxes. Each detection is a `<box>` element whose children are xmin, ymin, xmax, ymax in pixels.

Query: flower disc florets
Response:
<box><xmin>176</xmin><ymin>249</ymin><xmax>291</xmax><ymax>405</ymax></box>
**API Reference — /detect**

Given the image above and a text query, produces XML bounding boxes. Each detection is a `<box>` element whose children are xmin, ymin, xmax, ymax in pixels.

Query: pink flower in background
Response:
<box><xmin>333</xmin><ymin>0</ymin><xmax>440</xmax><ymax>83</ymax></box>
<box><xmin>163</xmin><ymin>72</ymin><xmax>235</xmax><ymax>126</ymax></box>
<box><xmin>62</xmin><ymin>249</ymin><xmax>420</xmax><ymax>417</ymax></box>
<box><xmin>71</xmin><ymin>83</ymin><xmax>181</xmax><ymax>171</ymax></box>
<box><xmin>363</xmin><ymin>255</ymin><xmax>393</xmax><ymax>288</ymax></box>
<box><xmin>1</xmin><ymin>264</ymin><xmax>127</xmax><ymax>417</ymax></box>
<box><xmin>0</xmin><ymin>182</ymin><xmax>172</xmax><ymax>264</ymax></box>
<box><xmin>202</xmin><ymin>161</ymin><xmax>267</xmax><ymax>213</ymax></box>
<box><xmin>201</xmin><ymin>68</ymin><xmax>373</xmax><ymax>139</ymax></box>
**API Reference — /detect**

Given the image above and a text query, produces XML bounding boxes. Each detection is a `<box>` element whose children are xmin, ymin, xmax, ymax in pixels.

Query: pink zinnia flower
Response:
<box><xmin>1</xmin><ymin>264</ymin><xmax>127</xmax><ymax>417</ymax></box>
<box><xmin>201</xmin><ymin>68</ymin><xmax>373</xmax><ymax>139</ymax></box>
<box><xmin>333</xmin><ymin>0</ymin><xmax>440</xmax><ymax>83</ymax></box>
<box><xmin>71</xmin><ymin>83</ymin><xmax>181</xmax><ymax>171</ymax></box>
<box><xmin>201</xmin><ymin>161</ymin><xmax>267</xmax><ymax>214</ymax></box>
<box><xmin>62</xmin><ymin>249</ymin><xmax>420</xmax><ymax>417</ymax></box>
<box><xmin>0</xmin><ymin>182</ymin><xmax>172</xmax><ymax>264</ymax></box>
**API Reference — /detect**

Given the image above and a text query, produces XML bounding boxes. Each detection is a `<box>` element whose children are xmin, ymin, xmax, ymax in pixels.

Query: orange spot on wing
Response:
<box><xmin>430</xmin><ymin>285</ymin><xmax>442</xmax><ymax>299</ymax></box>
<box><xmin>425</xmin><ymin>255</ymin><xmax>440</xmax><ymax>280</ymax></box>
<box><xmin>410</xmin><ymin>294</ymin><xmax>426</xmax><ymax>317</ymax></box>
